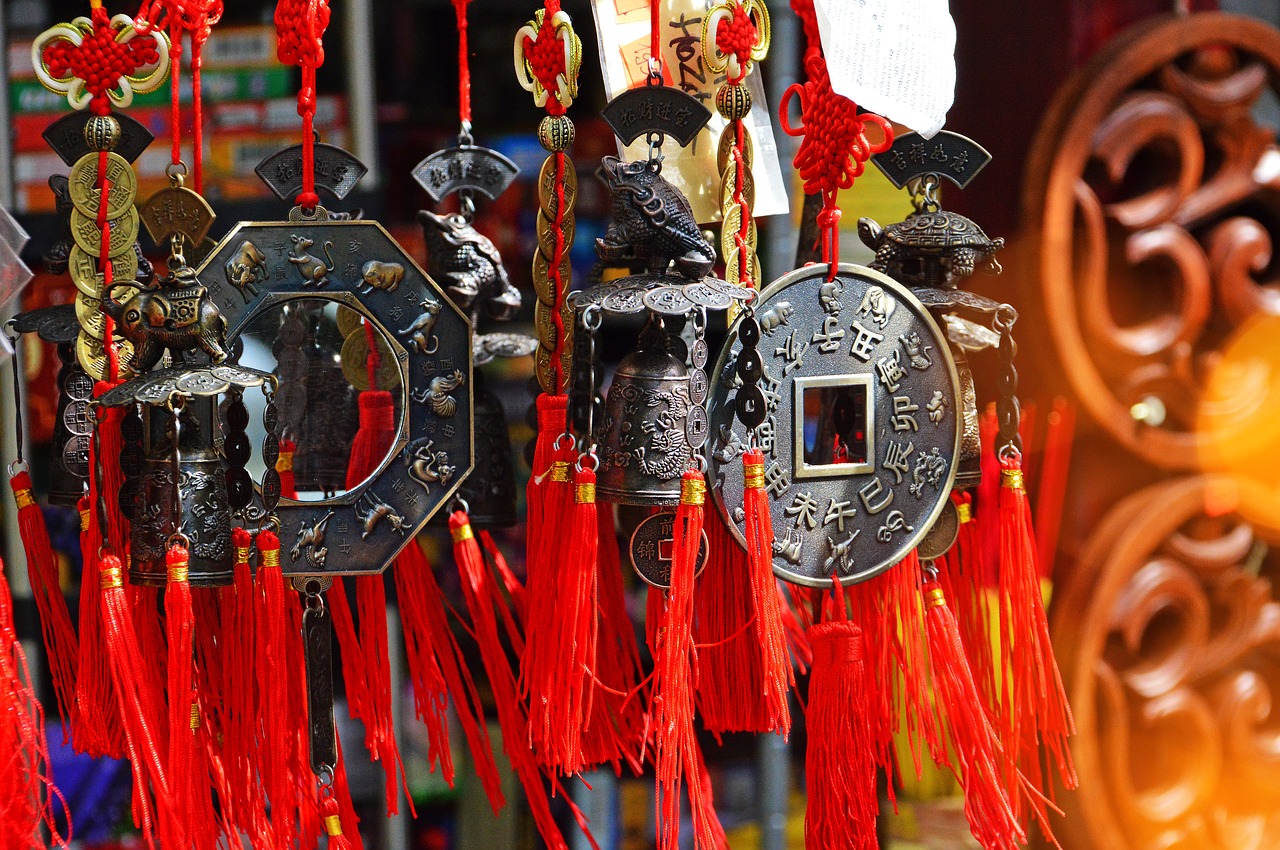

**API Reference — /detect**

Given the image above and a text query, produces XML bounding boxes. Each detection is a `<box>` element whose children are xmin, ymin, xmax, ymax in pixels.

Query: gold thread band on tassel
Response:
<box><xmin>168</xmin><ymin>564</ymin><xmax>189</xmax><ymax>583</ymax></box>
<box><xmin>260</xmin><ymin>548</ymin><xmax>280</xmax><ymax>568</ymax></box>
<box><xmin>452</xmin><ymin>522</ymin><xmax>474</xmax><ymax>543</ymax></box>
<box><xmin>13</xmin><ymin>487</ymin><xmax>34</xmax><ymax>510</ymax></box>
<box><xmin>101</xmin><ymin>567</ymin><xmax>123</xmax><ymax>590</ymax></box>
<box><xmin>190</xmin><ymin>703</ymin><xmax>201</xmax><ymax>730</ymax></box>
<box><xmin>234</xmin><ymin>545</ymin><xmax>251</xmax><ymax>564</ymax></box>
<box><xmin>275</xmin><ymin>451</ymin><xmax>294</xmax><ymax>473</ymax></box>
<box><xmin>550</xmin><ymin>460</ymin><xmax>571</xmax><ymax>484</ymax></box>
<box><xmin>324</xmin><ymin>815</ymin><xmax>343</xmax><ymax>836</ymax></box>
<box><xmin>1001</xmin><ymin>468</ymin><xmax>1025</xmax><ymax>491</ymax></box>
<box><xmin>743</xmin><ymin>461</ymin><xmax>764</xmax><ymax>489</ymax></box>
<box><xmin>680</xmin><ymin>476</ymin><xmax>706</xmax><ymax>507</ymax></box>
<box><xmin>956</xmin><ymin>502</ymin><xmax>972</xmax><ymax>524</ymax></box>
<box><xmin>79</xmin><ymin>507</ymin><xmax>91</xmax><ymax>531</ymax></box>
<box><xmin>926</xmin><ymin>587</ymin><xmax>946</xmax><ymax>609</ymax></box>
<box><xmin>575</xmin><ymin>482</ymin><xmax>595</xmax><ymax>504</ymax></box>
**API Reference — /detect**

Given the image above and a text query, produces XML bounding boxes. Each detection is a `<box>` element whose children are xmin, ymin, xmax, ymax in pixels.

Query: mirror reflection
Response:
<box><xmin>802</xmin><ymin>382</ymin><xmax>869</xmax><ymax>467</ymax></box>
<box><xmin>237</xmin><ymin>299</ymin><xmax>404</xmax><ymax>501</ymax></box>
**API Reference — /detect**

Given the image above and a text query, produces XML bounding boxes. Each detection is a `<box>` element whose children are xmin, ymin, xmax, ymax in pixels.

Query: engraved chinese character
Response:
<box><xmin>858</xmin><ymin>477</ymin><xmax>894</xmax><ymax>515</ymax></box>
<box><xmin>634</xmin><ymin>539</ymin><xmax>657</xmax><ymax>560</ymax></box>
<box><xmin>619</xmin><ymin>107</ymin><xmax>637</xmax><ymax>128</ymax></box>
<box><xmin>900</xmin><ymin>332</ymin><xmax>932</xmax><ymax>370</ymax></box>
<box><xmin>926</xmin><ymin>391</ymin><xmax>947</xmax><ymax>424</ymax></box>
<box><xmin>811</xmin><ymin>315</ymin><xmax>845</xmax><ymax>353</ymax></box>
<box><xmin>891</xmin><ymin>395</ymin><xmax>919</xmax><ymax>432</ymax></box>
<box><xmin>442</xmin><ymin>424</ymin><xmax>456</xmax><ymax>439</ymax></box>
<box><xmin>909</xmin><ymin>142</ymin><xmax>927</xmax><ymax>163</ymax></box>
<box><xmin>822</xmin><ymin>498</ymin><xmax>857</xmax><ymax>533</ymax></box>
<box><xmin>785</xmin><ymin>492</ymin><xmax>821</xmax><ymax>530</ymax></box>
<box><xmin>391</xmin><ymin>478</ymin><xmax>406</xmax><ymax>493</ymax></box>
<box><xmin>876</xmin><ymin>350</ymin><xmax>907</xmax><ymax>393</ymax></box>
<box><xmin>339</xmin><ymin>542</ymin><xmax>353</xmax><ymax>555</ymax></box>
<box><xmin>849</xmin><ymin>321</ymin><xmax>884</xmax><ymax>362</ymax></box>
<box><xmin>335</xmin><ymin>520</ymin><xmax>350</xmax><ymax>534</ymax></box>
<box><xmin>440</xmin><ymin>358</ymin><xmax>453</xmax><ymax>372</ymax></box>
<box><xmin>951</xmin><ymin>151</ymin><xmax>969</xmax><ymax>173</ymax></box>
<box><xmin>343</xmin><ymin>262</ymin><xmax>360</xmax><ymax>280</ymax></box>
<box><xmin>930</xmin><ymin>144</ymin><xmax>949</xmax><ymax>163</ymax></box>
<box><xmin>883</xmin><ymin>439</ymin><xmax>914</xmax><ymax>484</ymax></box>
<box><xmin>389</xmin><ymin>303</ymin><xmax>403</xmax><ymax>321</ymax></box>
<box><xmin>763</xmin><ymin>461</ymin><xmax>790</xmax><ymax>499</ymax></box>
<box><xmin>347</xmin><ymin>240</ymin><xmax>360</xmax><ymax>255</ymax></box>
<box><xmin>655</xmin><ymin>99</ymin><xmax>671</xmax><ymax>122</ymax></box>
<box><xmin>889</xmin><ymin>149</ymin><xmax>908</xmax><ymax>171</ymax></box>
<box><xmin>673</xmin><ymin>106</ymin><xmax>692</xmax><ymax>127</ymax></box>
<box><xmin>774</xmin><ymin>329</ymin><xmax>809</xmax><ymax>376</ymax></box>
<box><xmin>757</xmin><ymin>416</ymin><xmax>777</xmax><ymax>458</ymax></box>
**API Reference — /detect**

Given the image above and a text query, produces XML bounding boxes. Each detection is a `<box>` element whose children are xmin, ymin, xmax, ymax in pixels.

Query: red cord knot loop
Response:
<box><xmin>34</xmin><ymin>9</ymin><xmax>170</xmax><ymax>112</ymax></box>
<box><xmin>296</xmin><ymin>191</ymin><xmax>320</xmax><ymax>211</ymax></box>
<box><xmin>514</xmin><ymin>8</ymin><xmax>582</xmax><ymax>115</ymax></box>
<box><xmin>815</xmin><ymin>208</ymin><xmax>842</xmax><ymax>230</ymax></box>
<box><xmin>702</xmin><ymin>0</ymin><xmax>769</xmax><ymax>84</ymax></box>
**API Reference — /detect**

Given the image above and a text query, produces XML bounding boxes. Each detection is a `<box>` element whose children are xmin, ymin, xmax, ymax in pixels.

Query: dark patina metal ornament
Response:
<box><xmin>418</xmin><ymin>210</ymin><xmax>521</xmax><ymax>321</ymax></box>
<box><xmin>102</xmin><ymin>267</ymin><xmax>229</xmax><ymax>372</ymax></box>
<box><xmin>857</xmin><ymin>212</ymin><xmax>1004</xmax><ymax>289</ymax></box>
<box><xmin>596</xmin><ymin>156</ymin><xmax>716</xmax><ymax>279</ymax></box>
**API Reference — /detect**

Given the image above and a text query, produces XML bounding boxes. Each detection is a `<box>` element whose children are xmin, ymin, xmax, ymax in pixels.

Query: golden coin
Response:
<box><xmin>74</xmin><ymin>293</ymin><xmax>105</xmax><ymax>340</ymax></box>
<box><xmin>721</xmin><ymin>204</ymin><xmax>758</xmax><ymax>256</ymax></box>
<box><xmin>70</xmin><ymin>207</ymin><xmax>140</xmax><ymax>258</ymax></box>
<box><xmin>717</xmin><ymin>127</ymin><xmax>753</xmax><ymax>174</ymax></box>
<box><xmin>340</xmin><ymin>329</ymin><xmax>401</xmax><ymax>392</ymax></box>
<box><xmin>335</xmin><ymin>305</ymin><xmax>365</xmax><ymax>339</ymax></box>
<box><xmin>76</xmin><ymin>331</ymin><xmax>136</xmax><ymax>382</ymax></box>
<box><xmin>67</xmin><ymin>152</ymin><xmax>137</xmax><ymax>220</ymax></box>
<box><xmin>724</xmin><ymin>251</ymin><xmax>762</xmax><ymax>291</ymax></box>
<box><xmin>535</xmin><ymin>208</ymin><xmax>576</xmax><ymax>259</ymax></box>
<box><xmin>538</xmin><ymin>154</ymin><xmax>577</xmax><ymax>219</ymax></box>
<box><xmin>68</xmin><ymin>244</ymin><xmax>138</xmax><ymax>297</ymax></box>
<box><xmin>532</xmin><ymin>247</ymin><xmax>572</xmax><ymax>307</ymax></box>
<box><xmin>719</xmin><ymin>163</ymin><xmax>755</xmax><ymax>211</ymax></box>
<box><xmin>535</xmin><ymin>344</ymin><xmax>575</xmax><ymax>395</ymax></box>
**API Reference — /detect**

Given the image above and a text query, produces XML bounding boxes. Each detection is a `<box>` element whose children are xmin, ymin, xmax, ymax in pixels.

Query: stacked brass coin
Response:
<box><xmin>68</xmin><ymin>114</ymin><xmax>142</xmax><ymax>381</ymax></box>
<box><xmin>532</xmin><ymin>118</ymin><xmax>577</xmax><ymax>394</ymax></box>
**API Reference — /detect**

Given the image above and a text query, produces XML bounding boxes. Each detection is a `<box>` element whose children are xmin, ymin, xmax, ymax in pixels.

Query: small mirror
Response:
<box><xmin>794</xmin><ymin>375</ymin><xmax>874</xmax><ymax>478</ymax></box>
<box><xmin>237</xmin><ymin>299</ymin><xmax>404</xmax><ymax>501</ymax></box>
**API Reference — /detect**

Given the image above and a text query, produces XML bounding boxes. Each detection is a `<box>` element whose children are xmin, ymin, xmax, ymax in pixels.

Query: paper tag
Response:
<box><xmin>591</xmin><ymin>0</ymin><xmax>789</xmax><ymax>224</ymax></box>
<box><xmin>814</xmin><ymin>0</ymin><xmax>956</xmax><ymax>139</ymax></box>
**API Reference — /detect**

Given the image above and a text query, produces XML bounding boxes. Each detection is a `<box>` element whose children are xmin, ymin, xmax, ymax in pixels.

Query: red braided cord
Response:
<box><xmin>714</xmin><ymin>4</ymin><xmax>757</xmax><ymax>84</ymax></box>
<box><xmin>650</xmin><ymin>0</ymin><xmax>660</xmax><ymax>77</ymax></box>
<box><xmin>550</xmin><ymin>152</ymin><xmax>567</xmax><ymax>393</ymax></box>
<box><xmin>43</xmin><ymin>6</ymin><xmax>160</xmax><ymax>116</ymax></box>
<box><xmin>275</xmin><ymin>0</ymin><xmax>331</xmax><ymax>209</ymax></box>
<box><xmin>362</xmin><ymin>319</ymin><xmax>380</xmax><ymax>391</ymax></box>
<box><xmin>453</xmin><ymin>0</ymin><xmax>471</xmax><ymax>125</ymax></box>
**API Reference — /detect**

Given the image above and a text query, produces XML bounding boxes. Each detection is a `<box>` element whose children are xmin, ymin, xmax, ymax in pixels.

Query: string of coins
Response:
<box><xmin>515</xmin><ymin>1</ymin><xmax>582</xmax><ymax>395</ymax></box>
<box><xmin>702</xmin><ymin>0</ymin><xmax>769</xmax><ymax>305</ymax></box>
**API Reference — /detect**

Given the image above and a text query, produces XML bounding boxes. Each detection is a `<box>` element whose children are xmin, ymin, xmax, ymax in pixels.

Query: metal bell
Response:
<box><xmin>457</xmin><ymin>373</ymin><xmax>517</xmax><ymax>528</ymax></box>
<box><xmin>129</xmin><ymin>408</ymin><xmax>233</xmax><ymax>587</ymax></box>
<box><xmin>596</xmin><ymin>326</ymin><xmax>694</xmax><ymax>506</ymax></box>
<box><xmin>49</xmin><ymin>343</ymin><xmax>91</xmax><ymax>506</ymax></box>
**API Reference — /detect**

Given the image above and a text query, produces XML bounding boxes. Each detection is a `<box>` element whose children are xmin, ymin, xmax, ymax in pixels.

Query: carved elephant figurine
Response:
<box><xmin>360</xmin><ymin>260</ymin><xmax>405</xmax><ymax>295</ymax></box>
<box><xmin>104</xmin><ymin>269</ymin><xmax>228</xmax><ymax>373</ymax></box>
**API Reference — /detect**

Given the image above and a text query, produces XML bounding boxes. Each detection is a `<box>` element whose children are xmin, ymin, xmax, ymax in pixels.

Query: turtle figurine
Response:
<box><xmin>596</xmin><ymin>156</ymin><xmax>716</xmax><ymax>280</ymax></box>
<box><xmin>857</xmin><ymin>210</ymin><xmax>1005</xmax><ymax>289</ymax></box>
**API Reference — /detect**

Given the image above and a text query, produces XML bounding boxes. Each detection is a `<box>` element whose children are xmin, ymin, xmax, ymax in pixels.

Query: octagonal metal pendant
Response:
<box><xmin>197</xmin><ymin>219</ymin><xmax>473</xmax><ymax>577</ymax></box>
<box><xmin>708</xmin><ymin>263</ymin><xmax>961</xmax><ymax>588</ymax></box>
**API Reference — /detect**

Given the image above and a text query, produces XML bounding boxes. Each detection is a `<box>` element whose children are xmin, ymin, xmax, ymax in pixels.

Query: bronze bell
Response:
<box><xmin>49</xmin><ymin>344</ymin><xmax>91</xmax><ymax>506</ymax></box>
<box><xmin>454</xmin><ymin>373</ymin><xmax>517</xmax><ymax>528</ymax></box>
<box><xmin>596</xmin><ymin>328</ymin><xmax>694</xmax><ymax>506</ymax></box>
<box><xmin>952</xmin><ymin>346</ymin><xmax>982</xmax><ymax>490</ymax></box>
<box><xmin>129</xmin><ymin>407</ymin><xmax>233</xmax><ymax>587</ymax></box>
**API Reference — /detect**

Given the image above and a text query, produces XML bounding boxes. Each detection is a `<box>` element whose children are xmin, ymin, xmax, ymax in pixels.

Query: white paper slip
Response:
<box><xmin>813</xmin><ymin>0</ymin><xmax>956</xmax><ymax>140</ymax></box>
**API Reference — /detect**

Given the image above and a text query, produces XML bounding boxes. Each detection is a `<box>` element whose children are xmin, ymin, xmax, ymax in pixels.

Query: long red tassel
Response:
<box><xmin>923</xmin><ymin>578</ymin><xmax>1027</xmax><ymax>850</ymax></box>
<box><xmin>99</xmin><ymin>555</ymin><xmax>179</xmax><ymax>849</ymax></box>
<box><xmin>0</xmin><ymin>554</ymin><xmax>70</xmax><ymax>848</ymax></box>
<box><xmin>285</xmin><ymin>591</ymin><xmax>323</xmax><ymax>850</ymax></box>
<box><xmin>654</xmin><ymin>471</ymin><xmax>723</xmax><ymax>850</ymax></box>
<box><xmin>997</xmin><ymin>454</ymin><xmax>1076</xmax><ymax>816</ymax></box>
<box><xmin>524</xmin><ymin>394</ymin><xmax>569</xmax><ymax>594</ymax></box>
<box><xmin>164</xmin><ymin>545</ymin><xmax>196</xmax><ymax>850</ymax></box>
<box><xmin>254</xmin><ymin>530</ymin><xmax>295</xmax><ymax>849</ymax></box>
<box><xmin>804</xmin><ymin>588</ymin><xmax>877</xmax><ymax>850</ymax></box>
<box><xmin>582</xmin><ymin>503</ymin><xmax>646</xmax><ymax>774</ymax></box>
<box><xmin>394</xmin><ymin>540</ymin><xmax>505</xmax><ymax>809</ymax></box>
<box><xmin>451</xmin><ymin>510</ymin><xmax>595</xmax><ymax>850</ymax></box>
<box><xmin>276</xmin><ymin>438</ymin><xmax>297</xmax><ymax>502</ymax></box>
<box><xmin>74</xmin><ymin>503</ymin><xmax>124</xmax><ymax>757</ymax></box>
<box><xmin>320</xmin><ymin>789</ymin><xmax>356</xmax><ymax>850</ymax></box>
<box><xmin>9</xmin><ymin>472</ymin><xmax>78</xmax><ymax>729</ymax></box>
<box><xmin>190</xmin><ymin>588</ymin><xmax>232</xmax><ymax>850</ymax></box>
<box><xmin>939</xmin><ymin>492</ymin><xmax>997</xmax><ymax>712</ymax></box>
<box><xmin>356</xmin><ymin>572</ymin><xmax>412</xmax><ymax>815</ymax></box>
<box><xmin>225</xmin><ymin>527</ymin><xmax>268</xmax><ymax>845</ymax></box>
<box><xmin>330</xmin><ymin>729</ymin><xmax>364</xmax><ymax>850</ymax></box>
<box><xmin>742</xmin><ymin>449</ymin><xmax>792</xmax><ymax>734</ymax></box>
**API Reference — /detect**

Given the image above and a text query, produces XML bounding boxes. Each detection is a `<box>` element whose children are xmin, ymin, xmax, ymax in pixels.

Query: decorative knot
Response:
<box><xmin>274</xmin><ymin>0</ymin><xmax>330</xmax><ymax>69</ymax></box>
<box><xmin>34</xmin><ymin>10</ymin><xmax>170</xmax><ymax>112</ymax></box>
<box><xmin>703</xmin><ymin>0</ymin><xmax>769</xmax><ymax>83</ymax></box>
<box><xmin>515</xmin><ymin>9</ymin><xmax>581</xmax><ymax>115</ymax></box>
<box><xmin>715</xmin><ymin>5</ymin><xmax>757</xmax><ymax>77</ymax></box>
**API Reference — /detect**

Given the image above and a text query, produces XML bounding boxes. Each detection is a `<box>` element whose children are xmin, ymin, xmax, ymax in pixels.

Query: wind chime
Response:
<box><xmin>3</xmin><ymin>0</ymin><xmax>1079</xmax><ymax>848</ymax></box>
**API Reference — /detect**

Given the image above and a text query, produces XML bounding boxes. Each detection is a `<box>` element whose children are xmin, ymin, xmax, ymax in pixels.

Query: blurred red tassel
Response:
<box><xmin>331</xmin><ymin>729</ymin><xmax>364</xmax><ymax>850</ymax></box>
<box><xmin>355</xmin><ymin>573</ymin><xmax>411</xmax><ymax>815</ymax></box>
<box><xmin>654</xmin><ymin>471</ymin><xmax>723</xmax><ymax>850</ymax></box>
<box><xmin>10</xmin><ymin>471</ymin><xmax>78</xmax><ymax>729</ymax></box>
<box><xmin>997</xmin><ymin>454</ymin><xmax>1076</xmax><ymax>818</ymax></box>
<box><xmin>276</xmin><ymin>438</ymin><xmax>297</xmax><ymax>500</ymax></box>
<box><xmin>394</xmin><ymin>539</ymin><xmax>505</xmax><ymax>809</ymax></box>
<box><xmin>320</xmin><ymin>790</ymin><xmax>355</xmax><ymax>850</ymax></box>
<box><xmin>451</xmin><ymin>510</ymin><xmax>594</xmax><ymax>850</ymax></box>
<box><xmin>345</xmin><ymin>390</ymin><xmax>396</xmax><ymax>490</ymax></box>
<box><xmin>804</xmin><ymin>601</ymin><xmax>876</xmax><ymax>850</ymax></box>
<box><xmin>0</xmin><ymin>554</ymin><xmax>70</xmax><ymax>848</ymax></box>
<box><xmin>924</xmin><ymin>579</ymin><xmax>1027</xmax><ymax>850</ymax></box>
<box><xmin>742</xmin><ymin>449</ymin><xmax>792</xmax><ymax>734</ymax></box>
<box><xmin>938</xmin><ymin>492</ymin><xmax>997</xmax><ymax>712</ymax></box>
<box><xmin>75</xmin><ymin>500</ymin><xmax>124</xmax><ymax>757</ymax></box>
<box><xmin>254</xmin><ymin>530</ymin><xmax>295</xmax><ymax>849</ymax></box>
<box><xmin>224</xmin><ymin>528</ymin><xmax>268</xmax><ymax>843</ymax></box>
<box><xmin>164</xmin><ymin>545</ymin><xmax>196</xmax><ymax>850</ymax></box>
<box><xmin>481</xmin><ymin>531</ymin><xmax>528</xmax><ymax>622</ymax></box>
<box><xmin>100</xmin><ymin>555</ymin><xmax>179</xmax><ymax>849</ymax></box>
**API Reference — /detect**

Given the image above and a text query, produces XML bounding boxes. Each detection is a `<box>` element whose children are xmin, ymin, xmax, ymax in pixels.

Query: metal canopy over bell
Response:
<box><xmin>596</xmin><ymin>326</ymin><xmax>694</xmax><ymax>506</ymax></box>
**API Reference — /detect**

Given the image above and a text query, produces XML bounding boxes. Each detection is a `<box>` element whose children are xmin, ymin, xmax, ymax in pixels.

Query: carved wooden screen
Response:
<box><xmin>1025</xmin><ymin>12</ymin><xmax>1280</xmax><ymax>850</ymax></box>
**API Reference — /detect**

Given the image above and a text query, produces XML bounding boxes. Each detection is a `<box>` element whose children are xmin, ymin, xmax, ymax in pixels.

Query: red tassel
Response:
<box><xmin>394</xmin><ymin>539</ymin><xmax>504</xmax><ymax>807</ymax></box>
<box><xmin>9</xmin><ymin>471</ymin><xmax>79</xmax><ymax>730</ymax></box>
<box><xmin>254</xmin><ymin>530</ymin><xmax>295</xmax><ymax>849</ymax></box>
<box><xmin>354</xmin><ymin>573</ymin><xmax>411</xmax><ymax>815</ymax></box>
<box><xmin>581</xmin><ymin>503</ymin><xmax>646</xmax><ymax>774</ymax></box>
<box><xmin>804</xmin><ymin>597</ymin><xmax>876</xmax><ymax>850</ymax></box>
<box><xmin>939</xmin><ymin>492</ymin><xmax>997</xmax><ymax>712</ymax></box>
<box><xmin>223</xmin><ymin>528</ymin><xmax>268</xmax><ymax>843</ymax></box>
<box><xmin>997</xmin><ymin>454</ymin><xmax>1076</xmax><ymax>815</ymax></box>
<box><xmin>741</xmin><ymin>449</ymin><xmax>792</xmax><ymax>734</ymax></box>
<box><xmin>164</xmin><ymin>545</ymin><xmax>196</xmax><ymax>850</ymax></box>
<box><xmin>99</xmin><ymin>555</ymin><xmax>179</xmax><ymax>849</ymax></box>
<box><xmin>654</xmin><ymin>471</ymin><xmax>723</xmax><ymax>850</ymax></box>
<box><xmin>285</xmin><ymin>591</ymin><xmax>323</xmax><ymax>850</ymax></box>
<box><xmin>331</xmin><ymin>729</ymin><xmax>364</xmax><ymax>850</ymax></box>
<box><xmin>345</xmin><ymin>390</ymin><xmax>397</xmax><ymax>490</ymax></box>
<box><xmin>924</xmin><ymin>579</ymin><xmax>1027</xmax><ymax>850</ymax></box>
<box><xmin>189</xmin><ymin>588</ymin><xmax>232</xmax><ymax>850</ymax></box>
<box><xmin>327</xmin><ymin>579</ymin><xmax>368</xmax><ymax>726</ymax></box>
<box><xmin>480</xmin><ymin>531</ymin><xmax>528</xmax><ymax>623</ymax></box>
<box><xmin>74</xmin><ymin>501</ymin><xmax>125</xmax><ymax>757</ymax></box>
<box><xmin>277</xmin><ymin>438</ymin><xmax>297</xmax><ymax>500</ymax></box>
<box><xmin>0</xmin><ymin>554</ymin><xmax>70</xmax><ymax>848</ymax></box>
<box><xmin>525</xmin><ymin>395</ymin><xmax>569</xmax><ymax>592</ymax></box>
<box><xmin>451</xmin><ymin>510</ymin><xmax>594</xmax><ymax>850</ymax></box>
<box><xmin>320</xmin><ymin>789</ymin><xmax>356</xmax><ymax>850</ymax></box>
